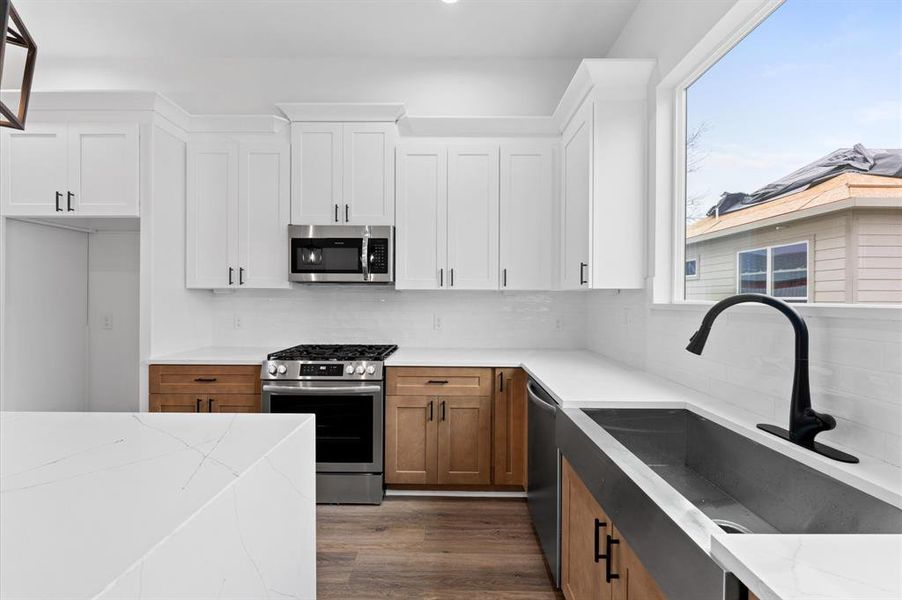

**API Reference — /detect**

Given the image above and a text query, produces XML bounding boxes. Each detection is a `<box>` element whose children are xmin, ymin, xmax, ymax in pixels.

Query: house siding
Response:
<box><xmin>855</xmin><ymin>209</ymin><xmax>902</xmax><ymax>304</ymax></box>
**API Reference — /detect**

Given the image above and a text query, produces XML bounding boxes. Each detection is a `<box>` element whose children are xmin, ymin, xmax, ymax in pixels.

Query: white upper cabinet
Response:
<box><xmin>238</xmin><ymin>142</ymin><xmax>291</xmax><ymax>289</ymax></box>
<box><xmin>395</xmin><ymin>144</ymin><xmax>447</xmax><ymax>290</ymax></box>
<box><xmin>447</xmin><ymin>145</ymin><xmax>499</xmax><ymax>290</ymax></box>
<box><xmin>186</xmin><ymin>141</ymin><xmax>238</xmax><ymax>289</ymax></box>
<box><xmin>291</xmin><ymin>123</ymin><xmax>342</xmax><ymax>225</ymax></box>
<box><xmin>500</xmin><ymin>143</ymin><xmax>553</xmax><ymax>290</ymax></box>
<box><xmin>560</xmin><ymin>99</ymin><xmax>593</xmax><ymax>290</ymax></box>
<box><xmin>0</xmin><ymin>123</ymin><xmax>139</xmax><ymax>217</ymax></box>
<box><xmin>187</xmin><ymin>137</ymin><xmax>290</xmax><ymax>290</ymax></box>
<box><xmin>343</xmin><ymin>124</ymin><xmax>395</xmax><ymax>225</ymax></box>
<box><xmin>291</xmin><ymin>122</ymin><xmax>395</xmax><ymax>226</ymax></box>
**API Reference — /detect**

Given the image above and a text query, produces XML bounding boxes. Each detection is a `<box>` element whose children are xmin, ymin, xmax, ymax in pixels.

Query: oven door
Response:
<box><xmin>262</xmin><ymin>381</ymin><xmax>383</xmax><ymax>473</ymax></box>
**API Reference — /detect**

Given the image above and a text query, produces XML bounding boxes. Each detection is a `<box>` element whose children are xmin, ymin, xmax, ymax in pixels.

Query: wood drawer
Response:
<box><xmin>386</xmin><ymin>367</ymin><xmax>493</xmax><ymax>397</ymax></box>
<box><xmin>149</xmin><ymin>365</ymin><xmax>260</xmax><ymax>395</ymax></box>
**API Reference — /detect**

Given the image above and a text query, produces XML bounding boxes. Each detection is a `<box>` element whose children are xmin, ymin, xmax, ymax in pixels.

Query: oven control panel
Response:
<box><xmin>262</xmin><ymin>360</ymin><xmax>384</xmax><ymax>381</ymax></box>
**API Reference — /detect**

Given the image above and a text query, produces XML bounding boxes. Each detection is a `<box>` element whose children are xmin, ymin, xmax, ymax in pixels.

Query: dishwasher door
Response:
<box><xmin>526</xmin><ymin>378</ymin><xmax>560</xmax><ymax>588</ymax></box>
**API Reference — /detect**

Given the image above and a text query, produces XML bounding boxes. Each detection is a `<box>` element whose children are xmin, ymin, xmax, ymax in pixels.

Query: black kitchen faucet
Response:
<box><xmin>686</xmin><ymin>293</ymin><xmax>858</xmax><ymax>463</ymax></box>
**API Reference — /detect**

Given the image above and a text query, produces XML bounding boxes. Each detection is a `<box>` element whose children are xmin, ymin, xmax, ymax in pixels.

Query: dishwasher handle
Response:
<box><xmin>527</xmin><ymin>381</ymin><xmax>557</xmax><ymax>413</ymax></box>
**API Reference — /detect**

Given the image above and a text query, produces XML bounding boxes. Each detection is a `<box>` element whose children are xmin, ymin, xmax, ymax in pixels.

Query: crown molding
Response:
<box><xmin>398</xmin><ymin>115</ymin><xmax>559</xmax><ymax>137</ymax></box>
<box><xmin>276</xmin><ymin>102</ymin><xmax>406</xmax><ymax>122</ymax></box>
<box><xmin>189</xmin><ymin>114</ymin><xmax>289</xmax><ymax>134</ymax></box>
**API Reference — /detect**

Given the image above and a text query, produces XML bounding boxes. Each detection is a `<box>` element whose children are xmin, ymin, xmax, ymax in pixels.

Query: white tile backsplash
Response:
<box><xmin>210</xmin><ymin>288</ymin><xmax>588</xmax><ymax>350</ymax></box>
<box><xmin>586</xmin><ymin>290</ymin><xmax>902</xmax><ymax>467</ymax></box>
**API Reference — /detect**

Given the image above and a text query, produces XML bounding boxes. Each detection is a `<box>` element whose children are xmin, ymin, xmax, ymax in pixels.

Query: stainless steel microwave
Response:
<box><xmin>288</xmin><ymin>225</ymin><xmax>394</xmax><ymax>283</ymax></box>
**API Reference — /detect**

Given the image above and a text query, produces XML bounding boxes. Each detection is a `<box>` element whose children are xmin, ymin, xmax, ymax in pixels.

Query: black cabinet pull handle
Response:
<box><xmin>228</xmin><ymin>267</ymin><xmax>234</xmax><ymax>285</ymax></box>
<box><xmin>345</xmin><ymin>204</ymin><xmax>349</xmax><ymax>222</ymax></box>
<box><xmin>208</xmin><ymin>398</ymin><xmax>214</xmax><ymax>412</ymax></box>
<box><xmin>55</xmin><ymin>191</ymin><xmax>63</xmax><ymax>212</ymax></box>
<box><xmin>194</xmin><ymin>377</ymin><xmax>217</xmax><ymax>383</ymax></box>
<box><xmin>426</xmin><ymin>380</ymin><xmax>448</xmax><ymax>385</ymax></box>
<box><xmin>67</xmin><ymin>191</ymin><xmax>74</xmax><ymax>212</ymax></box>
<box><xmin>594</xmin><ymin>519</ymin><xmax>607</xmax><ymax>562</ymax></box>
<box><xmin>439</xmin><ymin>268</ymin><xmax>444</xmax><ymax>287</ymax></box>
<box><xmin>450</xmin><ymin>268</ymin><xmax>454</xmax><ymax>287</ymax></box>
<box><xmin>239</xmin><ymin>267</ymin><xmax>245</xmax><ymax>285</ymax></box>
<box><xmin>195</xmin><ymin>398</ymin><xmax>202</xmax><ymax>412</ymax></box>
<box><xmin>502</xmin><ymin>268</ymin><xmax>507</xmax><ymax>288</ymax></box>
<box><xmin>579</xmin><ymin>262</ymin><xmax>587</xmax><ymax>285</ymax></box>
<box><xmin>428</xmin><ymin>400</ymin><xmax>434</xmax><ymax>422</ymax></box>
<box><xmin>440</xmin><ymin>400</ymin><xmax>446</xmax><ymax>421</ymax></box>
<box><xmin>334</xmin><ymin>204</ymin><xmax>339</xmax><ymax>222</ymax></box>
<box><xmin>498</xmin><ymin>371</ymin><xmax>504</xmax><ymax>392</ymax></box>
<box><xmin>605</xmin><ymin>534</ymin><xmax>620</xmax><ymax>582</ymax></box>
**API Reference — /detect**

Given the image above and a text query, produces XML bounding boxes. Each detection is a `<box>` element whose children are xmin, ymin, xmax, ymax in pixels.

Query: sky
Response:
<box><xmin>686</xmin><ymin>0</ymin><xmax>902</xmax><ymax>221</ymax></box>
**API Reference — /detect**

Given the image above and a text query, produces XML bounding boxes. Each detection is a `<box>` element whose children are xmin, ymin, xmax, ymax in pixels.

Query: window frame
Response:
<box><xmin>735</xmin><ymin>240</ymin><xmax>810</xmax><ymax>302</ymax></box>
<box><xmin>685</xmin><ymin>256</ymin><xmax>700</xmax><ymax>280</ymax></box>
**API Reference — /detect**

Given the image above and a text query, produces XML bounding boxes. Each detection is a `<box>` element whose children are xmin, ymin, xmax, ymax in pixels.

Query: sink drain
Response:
<box><xmin>713</xmin><ymin>519</ymin><xmax>753</xmax><ymax>534</ymax></box>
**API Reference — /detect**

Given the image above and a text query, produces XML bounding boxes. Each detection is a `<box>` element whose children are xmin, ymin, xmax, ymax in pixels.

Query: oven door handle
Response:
<box><xmin>262</xmin><ymin>384</ymin><xmax>382</xmax><ymax>394</ymax></box>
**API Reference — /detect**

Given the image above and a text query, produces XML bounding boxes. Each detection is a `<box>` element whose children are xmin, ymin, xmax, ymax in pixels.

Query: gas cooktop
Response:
<box><xmin>262</xmin><ymin>344</ymin><xmax>398</xmax><ymax>381</ymax></box>
<box><xmin>266</xmin><ymin>344</ymin><xmax>398</xmax><ymax>362</ymax></box>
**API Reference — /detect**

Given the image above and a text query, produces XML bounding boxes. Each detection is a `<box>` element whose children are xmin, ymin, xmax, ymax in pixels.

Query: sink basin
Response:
<box><xmin>583</xmin><ymin>408</ymin><xmax>902</xmax><ymax>535</ymax></box>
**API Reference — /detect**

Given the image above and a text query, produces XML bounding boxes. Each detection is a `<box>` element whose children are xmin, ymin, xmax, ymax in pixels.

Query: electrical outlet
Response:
<box><xmin>433</xmin><ymin>315</ymin><xmax>442</xmax><ymax>331</ymax></box>
<box><xmin>102</xmin><ymin>314</ymin><xmax>113</xmax><ymax>330</ymax></box>
<box><xmin>555</xmin><ymin>318</ymin><xmax>563</xmax><ymax>330</ymax></box>
<box><xmin>233</xmin><ymin>314</ymin><xmax>243</xmax><ymax>329</ymax></box>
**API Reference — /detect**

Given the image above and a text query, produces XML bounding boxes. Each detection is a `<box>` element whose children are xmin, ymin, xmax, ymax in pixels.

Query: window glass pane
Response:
<box><xmin>683</xmin><ymin>1</ymin><xmax>902</xmax><ymax>304</ymax></box>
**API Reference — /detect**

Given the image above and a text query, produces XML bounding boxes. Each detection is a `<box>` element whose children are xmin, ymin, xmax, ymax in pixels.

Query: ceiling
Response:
<box><xmin>13</xmin><ymin>0</ymin><xmax>639</xmax><ymax>60</ymax></box>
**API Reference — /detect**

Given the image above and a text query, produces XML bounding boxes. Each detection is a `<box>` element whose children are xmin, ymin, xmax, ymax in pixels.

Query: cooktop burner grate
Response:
<box><xmin>267</xmin><ymin>344</ymin><xmax>398</xmax><ymax>362</ymax></box>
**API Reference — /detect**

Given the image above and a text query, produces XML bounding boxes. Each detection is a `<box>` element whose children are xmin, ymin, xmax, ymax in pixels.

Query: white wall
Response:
<box><xmin>30</xmin><ymin>57</ymin><xmax>580</xmax><ymax>116</ymax></box>
<box><xmin>2</xmin><ymin>220</ymin><xmax>88</xmax><ymax>411</ymax></box>
<box><xmin>586</xmin><ymin>0</ymin><xmax>902</xmax><ymax>468</ymax></box>
<box><xmin>87</xmin><ymin>232</ymin><xmax>140</xmax><ymax>411</ymax></box>
<box><xmin>210</xmin><ymin>289</ymin><xmax>587</xmax><ymax>350</ymax></box>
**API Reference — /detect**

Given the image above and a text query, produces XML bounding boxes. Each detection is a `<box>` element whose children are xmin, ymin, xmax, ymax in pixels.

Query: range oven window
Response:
<box><xmin>269</xmin><ymin>394</ymin><xmax>374</xmax><ymax>464</ymax></box>
<box><xmin>292</xmin><ymin>238</ymin><xmax>362</xmax><ymax>273</ymax></box>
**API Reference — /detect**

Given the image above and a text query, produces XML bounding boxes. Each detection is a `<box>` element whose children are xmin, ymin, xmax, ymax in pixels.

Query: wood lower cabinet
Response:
<box><xmin>562</xmin><ymin>458</ymin><xmax>666</xmax><ymax>600</ymax></box>
<box><xmin>386</xmin><ymin>368</ymin><xmax>496</xmax><ymax>487</ymax></box>
<box><xmin>148</xmin><ymin>365</ymin><xmax>261</xmax><ymax>413</ymax></box>
<box><xmin>493</xmin><ymin>367</ymin><xmax>527</xmax><ymax>487</ymax></box>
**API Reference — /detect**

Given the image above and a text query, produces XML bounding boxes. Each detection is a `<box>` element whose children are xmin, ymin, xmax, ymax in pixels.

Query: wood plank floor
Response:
<box><xmin>317</xmin><ymin>497</ymin><xmax>564</xmax><ymax>599</ymax></box>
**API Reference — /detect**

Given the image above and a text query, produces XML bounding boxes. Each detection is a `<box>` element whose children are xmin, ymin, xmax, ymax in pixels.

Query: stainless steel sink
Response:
<box><xmin>584</xmin><ymin>408</ymin><xmax>902</xmax><ymax>535</ymax></box>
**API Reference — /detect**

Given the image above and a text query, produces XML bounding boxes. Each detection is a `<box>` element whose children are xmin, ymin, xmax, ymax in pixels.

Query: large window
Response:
<box><xmin>683</xmin><ymin>0</ymin><xmax>902</xmax><ymax>305</ymax></box>
<box><xmin>737</xmin><ymin>242</ymin><xmax>808</xmax><ymax>302</ymax></box>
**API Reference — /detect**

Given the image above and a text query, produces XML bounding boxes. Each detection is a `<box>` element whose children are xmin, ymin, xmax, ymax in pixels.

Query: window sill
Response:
<box><xmin>650</xmin><ymin>300</ymin><xmax>902</xmax><ymax>321</ymax></box>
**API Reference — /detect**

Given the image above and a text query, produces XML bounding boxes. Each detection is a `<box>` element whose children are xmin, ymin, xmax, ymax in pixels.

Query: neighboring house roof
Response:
<box><xmin>686</xmin><ymin>172</ymin><xmax>902</xmax><ymax>243</ymax></box>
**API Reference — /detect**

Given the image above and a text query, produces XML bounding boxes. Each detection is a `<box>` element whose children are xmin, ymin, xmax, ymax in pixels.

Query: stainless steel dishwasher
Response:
<box><xmin>526</xmin><ymin>378</ymin><xmax>560</xmax><ymax>588</ymax></box>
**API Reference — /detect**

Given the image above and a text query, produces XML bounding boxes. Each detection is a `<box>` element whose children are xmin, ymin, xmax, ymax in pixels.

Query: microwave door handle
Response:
<box><xmin>361</xmin><ymin>230</ymin><xmax>370</xmax><ymax>282</ymax></box>
<box><xmin>262</xmin><ymin>384</ymin><xmax>382</xmax><ymax>394</ymax></box>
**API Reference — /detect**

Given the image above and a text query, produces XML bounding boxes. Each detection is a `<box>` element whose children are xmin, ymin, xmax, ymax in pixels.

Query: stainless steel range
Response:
<box><xmin>261</xmin><ymin>344</ymin><xmax>398</xmax><ymax>504</ymax></box>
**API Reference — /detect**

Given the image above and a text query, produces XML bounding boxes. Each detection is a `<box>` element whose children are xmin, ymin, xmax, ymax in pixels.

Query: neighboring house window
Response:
<box><xmin>681</xmin><ymin>0</ymin><xmax>901</xmax><ymax>304</ymax></box>
<box><xmin>685</xmin><ymin>258</ymin><xmax>699</xmax><ymax>279</ymax></box>
<box><xmin>737</xmin><ymin>242</ymin><xmax>808</xmax><ymax>302</ymax></box>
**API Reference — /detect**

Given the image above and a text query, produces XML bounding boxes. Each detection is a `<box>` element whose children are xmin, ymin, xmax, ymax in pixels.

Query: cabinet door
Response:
<box><xmin>560</xmin><ymin>99</ymin><xmax>593</xmax><ymax>290</ymax></box>
<box><xmin>149</xmin><ymin>394</ymin><xmax>203</xmax><ymax>413</ymax></box>
<box><xmin>238</xmin><ymin>142</ymin><xmax>290</xmax><ymax>289</ymax></box>
<box><xmin>500</xmin><ymin>143</ymin><xmax>553</xmax><ymax>290</ymax></box>
<box><xmin>493</xmin><ymin>368</ymin><xmax>527</xmax><ymax>488</ymax></box>
<box><xmin>436</xmin><ymin>396</ymin><xmax>492</xmax><ymax>485</ymax></box>
<box><xmin>207</xmin><ymin>395</ymin><xmax>261</xmax><ymax>413</ymax></box>
<box><xmin>612</xmin><ymin>525</ymin><xmax>666</xmax><ymax>600</ymax></box>
<box><xmin>343</xmin><ymin>123</ymin><xmax>394</xmax><ymax>225</ymax></box>
<box><xmin>186</xmin><ymin>142</ymin><xmax>239</xmax><ymax>288</ymax></box>
<box><xmin>0</xmin><ymin>123</ymin><xmax>68</xmax><ymax>215</ymax></box>
<box><xmin>562</xmin><ymin>459</ymin><xmax>605</xmax><ymax>600</ymax></box>
<box><xmin>395</xmin><ymin>143</ymin><xmax>447</xmax><ymax>290</ymax></box>
<box><xmin>385</xmin><ymin>395</ymin><xmax>438</xmax><ymax>484</ymax></box>
<box><xmin>291</xmin><ymin>123</ymin><xmax>342</xmax><ymax>225</ymax></box>
<box><xmin>447</xmin><ymin>145</ymin><xmax>499</xmax><ymax>290</ymax></box>
<box><xmin>68</xmin><ymin>124</ymin><xmax>139</xmax><ymax>216</ymax></box>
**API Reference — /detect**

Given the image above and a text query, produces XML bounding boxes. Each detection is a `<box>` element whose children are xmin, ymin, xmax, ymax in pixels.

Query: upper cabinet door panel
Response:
<box><xmin>395</xmin><ymin>144</ymin><xmax>447</xmax><ymax>290</ymax></box>
<box><xmin>447</xmin><ymin>145</ymin><xmax>499</xmax><ymax>290</ymax></box>
<box><xmin>291</xmin><ymin>123</ymin><xmax>342</xmax><ymax>225</ymax></box>
<box><xmin>238</xmin><ymin>142</ymin><xmax>290</xmax><ymax>289</ymax></box>
<box><xmin>500</xmin><ymin>143</ymin><xmax>553</xmax><ymax>290</ymax></box>
<box><xmin>186</xmin><ymin>142</ymin><xmax>238</xmax><ymax>289</ymax></box>
<box><xmin>68</xmin><ymin>124</ymin><xmax>139</xmax><ymax>216</ymax></box>
<box><xmin>343</xmin><ymin>123</ymin><xmax>394</xmax><ymax>225</ymax></box>
<box><xmin>0</xmin><ymin>124</ymin><xmax>69</xmax><ymax>216</ymax></box>
<box><xmin>560</xmin><ymin>100</ymin><xmax>593</xmax><ymax>290</ymax></box>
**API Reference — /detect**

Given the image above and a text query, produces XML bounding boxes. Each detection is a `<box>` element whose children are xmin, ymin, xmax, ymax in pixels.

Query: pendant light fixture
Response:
<box><xmin>0</xmin><ymin>0</ymin><xmax>37</xmax><ymax>130</ymax></box>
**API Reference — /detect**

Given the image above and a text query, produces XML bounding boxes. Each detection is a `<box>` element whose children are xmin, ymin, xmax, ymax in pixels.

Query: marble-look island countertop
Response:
<box><xmin>0</xmin><ymin>412</ymin><xmax>316</xmax><ymax>600</ymax></box>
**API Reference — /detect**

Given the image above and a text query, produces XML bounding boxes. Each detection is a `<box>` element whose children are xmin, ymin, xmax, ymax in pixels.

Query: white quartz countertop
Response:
<box><xmin>147</xmin><ymin>345</ymin><xmax>902</xmax><ymax>600</ymax></box>
<box><xmin>0</xmin><ymin>411</ymin><xmax>316</xmax><ymax>600</ymax></box>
